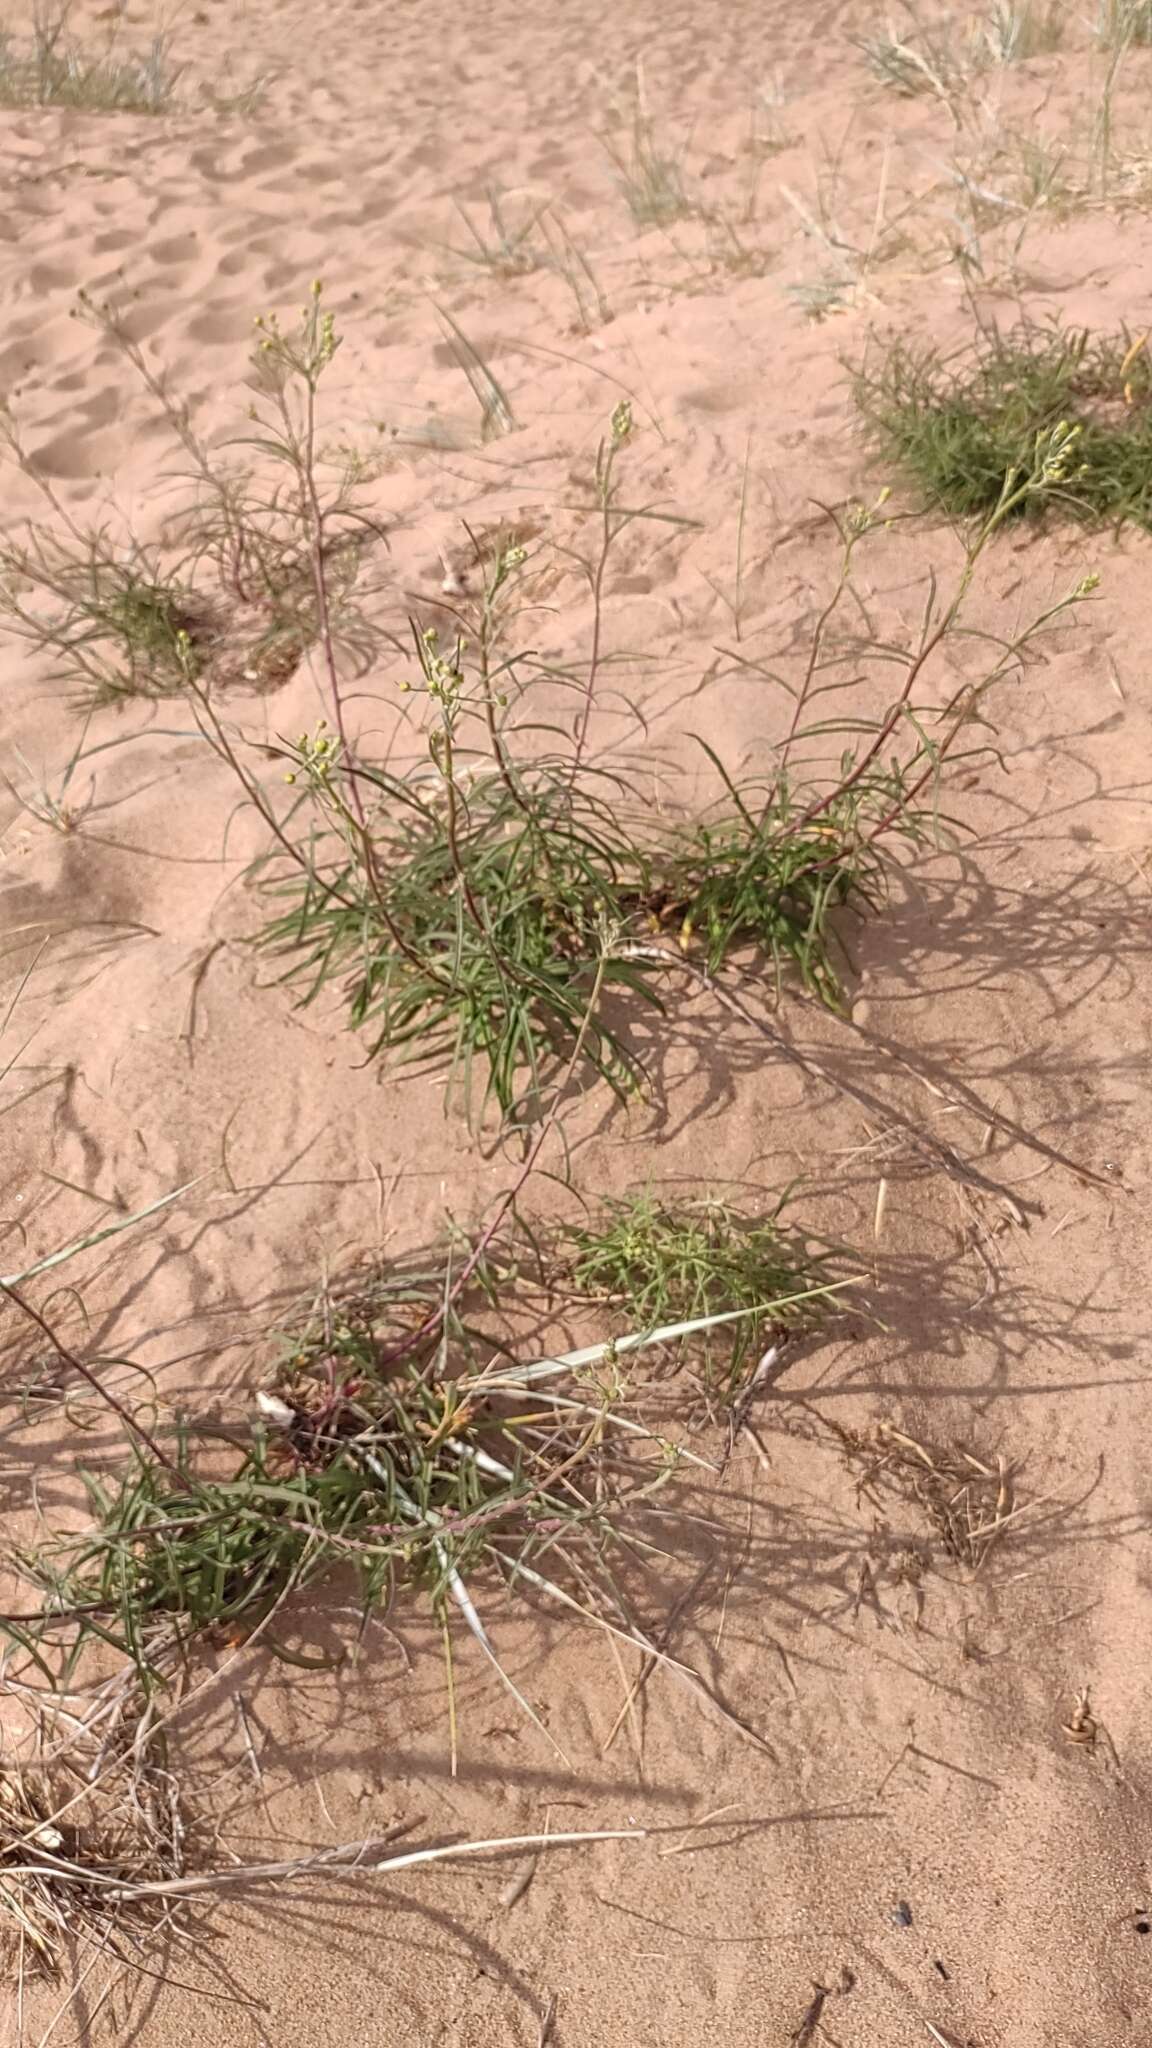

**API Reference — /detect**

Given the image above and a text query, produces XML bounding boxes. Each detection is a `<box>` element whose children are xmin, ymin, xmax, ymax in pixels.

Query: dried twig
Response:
<box><xmin>10</xmin><ymin>1826</ymin><xmax>645</xmax><ymax>1905</ymax></box>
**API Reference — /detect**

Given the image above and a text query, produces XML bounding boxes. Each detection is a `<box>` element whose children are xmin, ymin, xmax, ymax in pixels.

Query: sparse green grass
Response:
<box><xmin>648</xmin><ymin>780</ymin><xmax>887</xmax><ymax>1006</ymax></box>
<box><xmin>0</xmin><ymin>10</ymin><xmax>182</xmax><ymax>112</ymax></box>
<box><xmin>239</xmin><ymin>314</ymin><xmax>1097</xmax><ymax>1126</ymax></box>
<box><xmin>252</xmin><ymin>480</ymin><xmax>924</xmax><ymax>1123</ymax></box>
<box><xmin>0</xmin><ymin>288</ymin><xmax>1098</xmax><ymax>1134</ymax></box>
<box><xmin>561</xmin><ymin>1194</ymin><xmax>840</xmax><ymax>1396</ymax></box>
<box><xmin>257</xmin><ymin>726</ymin><xmax>893</xmax><ymax>1120</ymax></box>
<box><xmin>856</xmin><ymin>324</ymin><xmax>1152</xmax><ymax>526</ymax></box>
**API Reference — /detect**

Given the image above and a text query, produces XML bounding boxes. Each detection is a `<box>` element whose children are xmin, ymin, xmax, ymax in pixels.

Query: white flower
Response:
<box><xmin>255</xmin><ymin>1390</ymin><xmax>295</xmax><ymax>1430</ymax></box>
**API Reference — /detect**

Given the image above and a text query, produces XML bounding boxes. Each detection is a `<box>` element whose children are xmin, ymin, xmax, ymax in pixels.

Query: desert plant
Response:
<box><xmin>235</xmin><ymin>318</ymin><xmax>1097</xmax><ymax>1125</ymax></box>
<box><xmin>981</xmin><ymin>0</ymin><xmax>1065</xmax><ymax>59</ymax></box>
<box><xmin>646</xmin><ymin>770</ymin><xmax>889</xmax><ymax>1004</ymax></box>
<box><xmin>781</xmin><ymin>142</ymin><xmax>926</xmax><ymax>310</ymax></box>
<box><xmin>248</xmin><ymin>489</ymin><xmax>905</xmax><ymax>1120</ymax></box>
<box><xmin>0</xmin><ymin>6</ymin><xmax>182</xmax><ymax>112</ymax></box>
<box><xmin>13</xmin><ymin>290</ymin><xmax>1093</xmax><ymax>1124</ymax></box>
<box><xmin>104</xmin><ymin>287</ymin><xmax>380</xmax><ymax>678</ymax></box>
<box><xmin>445</xmin><ymin>185</ymin><xmax>549</xmax><ymax>277</ymax></box>
<box><xmin>0</xmin><ymin>413</ymin><xmax>206</xmax><ymax>705</ymax></box>
<box><xmin>1</xmin><ymin>714</ymin><xmax>96</xmax><ymax>833</ymax></box>
<box><xmin>0</xmin><ymin>719</ymin><xmax>170</xmax><ymax>835</ymax></box>
<box><xmin>0</xmin><ymin>1709</ymin><xmax>188</xmax><ymax>1980</ymax></box>
<box><xmin>0</xmin><ymin>1238</ymin><xmax>782</xmax><ymax>1744</ymax></box>
<box><xmin>540</xmin><ymin>211</ymin><xmax>612</xmax><ymax>331</ymax></box>
<box><xmin>1096</xmin><ymin>0</ymin><xmax>1152</xmax><ymax>42</ymax></box>
<box><xmin>435</xmin><ymin>306</ymin><xmax>518</xmax><ymax>438</ymax></box>
<box><xmin>855</xmin><ymin>323</ymin><xmax>1152</xmax><ymax>525</ymax></box>
<box><xmin>560</xmin><ymin>1193</ymin><xmax>841</xmax><ymax>1395</ymax></box>
<box><xmin>0</xmin><ymin>288</ymin><xmax>383</xmax><ymax>705</ymax></box>
<box><xmin>601</xmin><ymin>70</ymin><xmax>690</xmax><ymax>225</ymax></box>
<box><xmin>851</xmin><ymin>10</ymin><xmax>967</xmax><ymax>101</ymax></box>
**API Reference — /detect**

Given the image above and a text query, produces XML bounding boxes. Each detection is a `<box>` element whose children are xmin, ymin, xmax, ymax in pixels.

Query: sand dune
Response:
<box><xmin>2</xmin><ymin>2</ymin><xmax>1151</xmax><ymax>2042</ymax></box>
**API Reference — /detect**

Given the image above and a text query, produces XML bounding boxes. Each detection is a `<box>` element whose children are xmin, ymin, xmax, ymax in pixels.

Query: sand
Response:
<box><xmin>2</xmin><ymin>0</ymin><xmax>1152</xmax><ymax>2041</ymax></box>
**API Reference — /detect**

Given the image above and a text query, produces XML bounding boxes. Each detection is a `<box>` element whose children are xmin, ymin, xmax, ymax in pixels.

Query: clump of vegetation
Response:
<box><xmin>854</xmin><ymin>0</ymin><xmax>1066</xmax><ymax>107</ymax></box>
<box><xmin>247</xmin><ymin>386</ymin><xmax>911</xmax><ymax>1122</ymax></box>
<box><xmin>259</xmin><ymin>702</ymin><xmax>661</xmax><ymax>1120</ymax></box>
<box><xmin>445</xmin><ymin>185</ymin><xmax>550</xmax><ymax>277</ymax></box>
<box><xmin>0</xmin><ymin>8</ymin><xmax>182</xmax><ymax>112</ymax></box>
<box><xmin>855</xmin><ymin>324</ymin><xmax>1152</xmax><ymax>526</ymax></box>
<box><xmin>0</xmin><ymin>1721</ymin><xmax>187</xmax><ymax>1978</ymax></box>
<box><xmin>0</xmin><ymin>1250</ymin><xmax>690</xmax><ymax>1709</ymax></box>
<box><xmin>2</xmin><ymin>1216</ymin><xmax>835</xmax><ymax>1805</ymax></box>
<box><xmin>560</xmin><ymin>1193</ymin><xmax>841</xmax><ymax>1397</ymax></box>
<box><xmin>252</xmin><ymin>552</ymin><xmax>914</xmax><ymax>1121</ymax></box>
<box><xmin>236</xmin><ymin>302</ymin><xmax>1097</xmax><ymax>1124</ymax></box>
<box><xmin>644</xmin><ymin>774</ymin><xmax>888</xmax><ymax>1007</ymax></box>
<box><xmin>839</xmin><ymin>1420</ymin><xmax>1022</xmax><ymax>1572</ymax></box>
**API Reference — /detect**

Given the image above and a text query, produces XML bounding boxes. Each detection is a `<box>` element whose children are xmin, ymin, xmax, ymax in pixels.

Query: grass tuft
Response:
<box><xmin>855</xmin><ymin>323</ymin><xmax>1152</xmax><ymax>526</ymax></box>
<box><xmin>253</xmin><ymin>567</ymin><xmax>909</xmax><ymax>1122</ymax></box>
<box><xmin>601</xmin><ymin>70</ymin><xmax>690</xmax><ymax>226</ymax></box>
<box><xmin>446</xmin><ymin>186</ymin><xmax>549</xmax><ymax>278</ymax></box>
<box><xmin>0</xmin><ymin>10</ymin><xmax>182</xmax><ymax>112</ymax></box>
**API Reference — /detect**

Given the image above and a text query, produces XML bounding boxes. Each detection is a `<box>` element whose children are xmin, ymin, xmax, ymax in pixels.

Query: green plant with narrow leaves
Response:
<box><xmin>561</xmin><ymin>1193</ymin><xmax>841</xmax><ymax>1395</ymax></box>
<box><xmin>856</xmin><ymin>323</ymin><xmax>1152</xmax><ymax>526</ymax></box>
<box><xmin>239</xmin><ymin>343</ymin><xmax>1097</xmax><ymax>1125</ymax></box>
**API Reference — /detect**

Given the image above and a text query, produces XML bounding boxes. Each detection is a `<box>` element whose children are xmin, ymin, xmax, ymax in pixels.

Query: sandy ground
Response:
<box><xmin>2</xmin><ymin>0</ymin><xmax>1152</xmax><ymax>2042</ymax></box>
